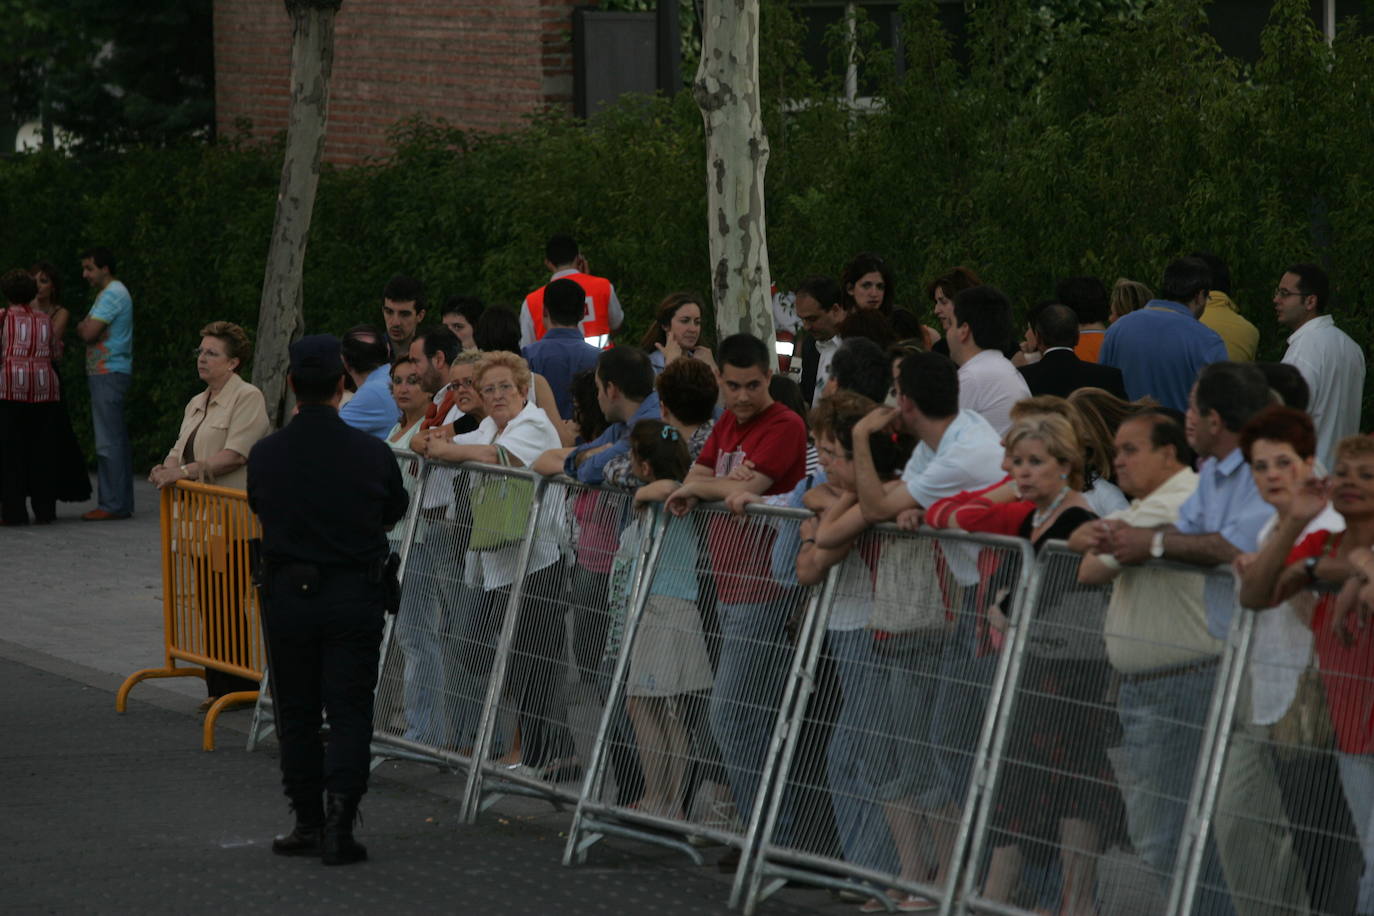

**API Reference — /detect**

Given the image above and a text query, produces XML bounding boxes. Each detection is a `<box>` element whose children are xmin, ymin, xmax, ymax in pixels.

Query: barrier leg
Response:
<box><xmin>115</xmin><ymin>666</ymin><xmax>206</xmax><ymax>712</ymax></box>
<box><xmin>202</xmin><ymin>689</ymin><xmax>260</xmax><ymax>751</ymax></box>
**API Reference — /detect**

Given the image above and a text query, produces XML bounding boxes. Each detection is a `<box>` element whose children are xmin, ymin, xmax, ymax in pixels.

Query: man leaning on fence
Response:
<box><xmin>247</xmin><ymin>334</ymin><xmax>408</xmax><ymax>866</ymax></box>
<box><xmin>665</xmin><ymin>333</ymin><xmax>808</xmax><ymax>831</ymax></box>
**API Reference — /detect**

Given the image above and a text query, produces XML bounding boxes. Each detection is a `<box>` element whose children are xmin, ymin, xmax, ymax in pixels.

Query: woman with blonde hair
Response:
<box><xmin>1066</xmin><ymin>387</ymin><xmax>1150</xmax><ymax>516</ymax></box>
<box><xmin>927</xmin><ymin>414</ymin><xmax>1114</xmax><ymax>916</ymax></box>
<box><xmin>1108</xmin><ymin>278</ymin><xmax>1152</xmax><ymax>324</ymax></box>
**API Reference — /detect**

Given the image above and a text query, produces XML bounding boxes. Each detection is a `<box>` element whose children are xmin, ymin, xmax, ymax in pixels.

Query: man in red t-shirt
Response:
<box><xmin>666</xmin><ymin>333</ymin><xmax>807</xmax><ymax>828</ymax></box>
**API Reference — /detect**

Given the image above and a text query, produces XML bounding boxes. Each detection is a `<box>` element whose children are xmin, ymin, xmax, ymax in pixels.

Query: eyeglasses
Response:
<box><xmin>480</xmin><ymin>381</ymin><xmax>518</xmax><ymax>398</ymax></box>
<box><xmin>1274</xmin><ymin>287</ymin><xmax>1306</xmax><ymax>299</ymax></box>
<box><xmin>453</xmin><ymin>378</ymin><xmax>476</xmax><ymax>390</ymax></box>
<box><xmin>192</xmin><ymin>347</ymin><xmax>226</xmax><ymax>359</ymax></box>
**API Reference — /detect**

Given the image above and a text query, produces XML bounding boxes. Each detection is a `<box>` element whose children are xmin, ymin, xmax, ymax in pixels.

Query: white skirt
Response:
<box><xmin>627</xmin><ymin>595</ymin><xmax>715</xmax><ymax>698</ymax></box>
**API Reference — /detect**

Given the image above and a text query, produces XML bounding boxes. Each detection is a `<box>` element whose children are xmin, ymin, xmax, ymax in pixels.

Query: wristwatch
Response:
<box><xmin>1304</xmin><ymin>555</ymin><xmax>1320</xmax><ymax>582</ymax></box>
<box><xmin>1149</xmin><ymin>530</ymin><xmax>1166</xmax><ymax>560</ymax></box>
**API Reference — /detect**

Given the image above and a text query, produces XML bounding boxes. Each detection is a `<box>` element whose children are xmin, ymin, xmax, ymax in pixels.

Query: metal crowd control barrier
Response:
<box><xmin>959</xmin><ymin>545</ymin><xmax>1261</xmax><ymax>916</ymax></box>
<box><xmin>117</xmin><ymin>479</ymin><xmax>265</xmax><ymax>751</ymax></box>
<box><xmin>1180</xmin><ymin>578</ymin><xmax>1372</xmax><ymax>916</ymax></box>
<box><xmin>562</xmin><ymin>501</ymin><xmax>826</xmax><ymax>910</ymax></box>
<box><xmin>740</xmin><ymin>524</ymin><xmax>1040</xmax><ymax>916</ymax></box>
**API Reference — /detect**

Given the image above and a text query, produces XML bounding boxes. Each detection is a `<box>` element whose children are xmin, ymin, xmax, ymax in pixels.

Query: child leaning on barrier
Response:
<box><xmin>610</xmin><ymin>418</ymin><xmax>716</xmax><ymax>820</ymax></box>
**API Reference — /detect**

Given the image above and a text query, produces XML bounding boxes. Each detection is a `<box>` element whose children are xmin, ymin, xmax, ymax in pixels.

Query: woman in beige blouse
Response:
<box><xmin>149</xmin><ymin>321</ymin><xmax>271</xmax><ymax>491</ymax></box>
<box><xmin>148</xmin><ymin>321</ymin><xmax>271</xmax><ymax>706</ymax></box>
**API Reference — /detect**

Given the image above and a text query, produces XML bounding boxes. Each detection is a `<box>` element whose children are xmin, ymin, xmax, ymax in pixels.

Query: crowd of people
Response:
<box><xmin>4</xmin><ymin>236</ymin><xmax>1371</xmax><ymax>911</ymax></box>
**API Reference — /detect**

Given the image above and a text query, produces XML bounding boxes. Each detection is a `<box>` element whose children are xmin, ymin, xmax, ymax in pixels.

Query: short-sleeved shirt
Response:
<box><xmin>1174</xmin><ymin>447</ymin><xmax>1274</xmax><ymax>638</ymax></box>
<box><xmin>957</xmin><ymin>350</ymin><xmax>1031</xmax><ymax>436</ymax></box>
<box><xmin>696</xmin><ymin>401</ymin><xmax>808</xmax><ymax>605</ymax></box>
<box><xmin>470</xmin><ymin>398</ymin><xmax>566</xmax><ymax>590</ymax></box>
<box><xmin>1200</xmin><ymin>293</ymin><xmax>1259</xmax><ymax>363</ymax></box>
<box><xmin>0</xmin><ymin>304</ymin><xmax>59</xmax><ymax>403</ymax></box>
<box><xmin>85</xmin><ymin>279</ymin><xmax>133</xmax><ymax>376</ymax></box>
<box><xmin>338</xmin><ymin>364</ymin><xmax>397</xmax><ymax>440</ymax></box>
<box><xmin>165</xmin><ymin>372</ymin><xmax>272</xmax><ymax>491</ymax></box>
<box><xmin>900</xmin><ymin>409</ymin><xmax>1006</xmax><ymax>509</ymax></box>
<box><xmin>1287</xmin><ymin>530</ymin><xmax>1374</xmax><ymax>756</ymax></box>
<box><xmin>1097</xmin><ymin>467</ymin><xmax>1220</xmax><ymax>673</ymax></box>
<box><xmin>1099</xmin><ymin>299</ymin><xmax>1228</xmax><ymax>412</ymax></box>
<box><xmin>1074</xmin><ymin>329</ymin><xmax>1106</xmax><ymax>363</ymax></box>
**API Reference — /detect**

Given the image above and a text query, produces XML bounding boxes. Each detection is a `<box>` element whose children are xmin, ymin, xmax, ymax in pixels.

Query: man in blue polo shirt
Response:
<box><xmin>533</xmin><ymin>346</ymin><xmax>659</xmax><ymax>484</ymax></box>
<box><xmin>1100</xmin><ymin>257</ymin><xmax>1228</xmax><ymax>411</ymax></box>
<box><xmin>521</xmin><ymin>277</ymin><xmax>599</xmax><ymax>420</ymax></box>
<box><xmin>338</xmin><ymin>325</ymin><xmax>395</xmax><ymax>439</ymax></box>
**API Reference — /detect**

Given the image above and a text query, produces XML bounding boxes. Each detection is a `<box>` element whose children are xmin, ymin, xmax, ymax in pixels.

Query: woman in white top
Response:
<box><xmin>413</xmin><ymin>351</ymin><xmax>577</xmax><ymax>779</ymax></box>
<box><xmin>385</xmin><ymin>355</ymin><xmax>429</xmax><ymax>453</ymax></box>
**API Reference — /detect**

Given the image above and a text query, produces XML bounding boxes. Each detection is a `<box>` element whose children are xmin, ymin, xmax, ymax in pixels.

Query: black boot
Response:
<box><xmin>272</xmin><ymin>794</ymin><xmax>324</xmax><ymax>856</ymax></box>
<box><xmin>321</xmin><ymin>792</ymin><xmax>367</xmax><ymax>866</ymax></box>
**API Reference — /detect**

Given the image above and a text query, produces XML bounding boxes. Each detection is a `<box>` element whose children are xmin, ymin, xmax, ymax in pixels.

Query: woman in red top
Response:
<box><xmin>1240</xmin><ymin>434</ymin><xmax>1374</xmax><ymax>911</ymax></box>
<box><xmin>927</xmin><ymin>414</ymin><xmax>1114</xmax><ymax>916</ymax></box>
<box><xmin>0</xmin><ymin>270</ymin><xmax>62</xmax><ymax>525</ymax></box>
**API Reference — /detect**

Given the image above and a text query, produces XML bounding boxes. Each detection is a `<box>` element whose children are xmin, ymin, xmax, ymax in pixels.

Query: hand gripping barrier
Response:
<box><xmin>958</xmin><ymin>545</ymin><xmax>1284</xmax><ymax>916</ymax></box>
<box><xmin>563</xmin><ymin>500</ymin><xmax>827</xmax><ymax>910</ymax></box>
<box><xmin>117</xmin><ymin>479</ymin><xmax>266</xmax><ymax>750</ymax></box>
<box><xmin>738</xmin><ymin>524</ymin><xmax>1040</xmax><ymax>915</ymax></box>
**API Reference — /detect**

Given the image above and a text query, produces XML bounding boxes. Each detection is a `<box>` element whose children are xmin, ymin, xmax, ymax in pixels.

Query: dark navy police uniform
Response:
<box><xmin>247</xmin><ymin>334</ymin><xmax>408</xmax><ymax>863</ymax></box>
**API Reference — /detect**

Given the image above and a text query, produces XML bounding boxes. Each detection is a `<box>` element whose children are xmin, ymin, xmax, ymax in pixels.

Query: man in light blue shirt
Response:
<box><xmin>1100</xmin><ymin>257</ymin><xmax>1228</xmax><ymax>412</ymax></box>
<box><xmin>533</xmin><ymin>347</ymin><xmax>658</xmax><ymax>484</ymax></box>
<box><xmin>77</xmin><ymin>246</ymin><xmax>135</xmax><ymax>519</ymax></box>
<box><xmin>338</xmin><ymin>325</ymin><xmax>396</xmax><ymax>439</ymax></box>
<box><xmin>1105</xmin><ymin>361</ymin><xmax>1308</xmax><ymax>916</ymax></box>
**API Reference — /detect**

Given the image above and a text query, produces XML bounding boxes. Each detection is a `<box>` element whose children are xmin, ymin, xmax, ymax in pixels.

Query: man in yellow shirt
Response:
<box><xmin>1195</xmin><ymin>252</ymin><xmax>1258</xmax><ymax>361</ymax></box>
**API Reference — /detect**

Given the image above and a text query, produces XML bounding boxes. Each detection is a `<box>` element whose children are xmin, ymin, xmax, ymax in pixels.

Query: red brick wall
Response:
<box><xmin>214</xmin><ymin>0</ymin><xmax>576</xmax><ymax>165</ymax></box>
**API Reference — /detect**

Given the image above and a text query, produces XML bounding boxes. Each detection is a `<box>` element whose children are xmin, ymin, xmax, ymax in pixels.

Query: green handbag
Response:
<box><xmin>467</xmin><ymin>446</ymin><xmax>535</xmax><ymax>552</ymax></box>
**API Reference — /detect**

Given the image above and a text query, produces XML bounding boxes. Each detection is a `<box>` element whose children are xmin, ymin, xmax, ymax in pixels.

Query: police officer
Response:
<box><xmin>247</xmin><ymin>334</ymin><xmax>408</xmax><ymax>865</ymax></box>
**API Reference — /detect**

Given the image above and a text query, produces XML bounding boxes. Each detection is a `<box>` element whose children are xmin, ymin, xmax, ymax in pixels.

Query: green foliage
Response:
<box><xmin>5</xmin><ymin>0</ymin><xmax>1374</xmax><ymax>468</ymax></box>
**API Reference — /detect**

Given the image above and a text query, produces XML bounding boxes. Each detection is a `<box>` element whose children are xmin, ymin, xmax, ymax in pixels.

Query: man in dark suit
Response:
<box><xmin>795</xmin><ymin>276</ymin><xmax>848</xmax><ymax>406</ymax></box>
<box><xmin>1019</xmin><ymin>304</ymin><xmax>1127</xmax><ymax>399</ymax></box>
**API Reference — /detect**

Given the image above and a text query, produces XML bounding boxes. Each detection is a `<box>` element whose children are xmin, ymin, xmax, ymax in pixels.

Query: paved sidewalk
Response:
<box><xmin>0</xmin><ymin>480</ymin><xmax>842</xmax><ymax>915</ymax></box>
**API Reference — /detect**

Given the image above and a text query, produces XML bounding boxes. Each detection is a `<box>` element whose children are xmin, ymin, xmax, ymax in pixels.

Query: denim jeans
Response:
<box><xmin>928</xmin><ymin>607</ymin><xmax>998</xmax><ymax>810</ymax></box>
<box><xmin>1117</xmin><ymin>666</ymin><xmax>1234</xmax><ymax>916</ymax></box>
<box><xmin>825</xmin><ymin>629</ymin><xmax>901</xmax><ymax>874</ymax></box>
<box><xmin>394</xmin><ymin>540</ymin><xmax>444</xmax><ymax>745</ymax></box>
<box><xmin>708</xmin><ymin>600</ymin><xmax>793</xmax><ymax>828</ymax></box>
<box><xmin>88</xmin><ymin>372</ymin><xmax>133</xmax><ymax>515</ymax></box>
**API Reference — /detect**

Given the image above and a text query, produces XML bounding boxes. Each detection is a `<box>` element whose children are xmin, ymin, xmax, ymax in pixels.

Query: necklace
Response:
<box><xmin>1031</xmin><ymin>485</ymin><xmax>1071</xmax><ymax>529</ymax></box>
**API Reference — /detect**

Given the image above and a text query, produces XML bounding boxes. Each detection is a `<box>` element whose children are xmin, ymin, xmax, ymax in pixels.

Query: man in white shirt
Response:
<box><xmin>1275</xmin><ymin>262</ymin><xmax>1365</xmax><ymax>469</ymax></box>
<box><xmin>945</xmin><ymin>285</ymin><xmax>1030</xmax><ymax>436</ymax></box>
<box><xmin>793</xmin><ymin>276</ymin><xmax>847</xmax><ymax>407</ymax></box>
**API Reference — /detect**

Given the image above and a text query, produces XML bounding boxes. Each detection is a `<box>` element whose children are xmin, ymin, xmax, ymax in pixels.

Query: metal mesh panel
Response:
<box><xmin>743</xmin><ymin>526</ymin><xmax>1037</xmax><ymax>914</ymax></box>
<box><xmin>370</xmin><ymin>459</ymin><xmax>523</xmax><ymax>776</ymax></box>
<box><xmin>566</xmin><ymin>502</ymin><xmax>817</xmax><ymax>880</ymax></box>
<box><xmin>166</xmin><ymin>482</ymin><xmax>265</xmax><ymax>681</ymax></box>
<box><xmin>1181</xmin><ymin>582</ymin><xmax>1372</xmax><ymax>916</ymax></box>
<box><xmin>963</xmin><ymin>545</ymin><xmax>1240</xmax><ymax>916</ymax></box>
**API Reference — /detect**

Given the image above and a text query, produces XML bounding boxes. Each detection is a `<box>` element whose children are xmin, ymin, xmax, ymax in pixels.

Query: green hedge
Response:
<box><xmin>2</xmin><ymin>0</ymin><xmax>1372</xmax><ymax>469</ymax></box>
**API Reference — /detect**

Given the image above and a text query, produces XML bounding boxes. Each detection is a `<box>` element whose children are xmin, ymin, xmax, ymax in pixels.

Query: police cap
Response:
<box><xmin>289</xmin><ymin>334</ymin><xmax>345</xmax><ymax>381</ymax></box>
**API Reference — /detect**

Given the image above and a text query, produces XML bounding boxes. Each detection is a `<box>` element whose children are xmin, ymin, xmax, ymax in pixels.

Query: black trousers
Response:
<box><xmin>262</xmin><ymin>565</ymin><xmax>385</xmax><ymax>799</ymax></box>
<box><xmin>0</xmin><ymin>400</ymin><xmax>59</xmax><ymax>524</ymax></box>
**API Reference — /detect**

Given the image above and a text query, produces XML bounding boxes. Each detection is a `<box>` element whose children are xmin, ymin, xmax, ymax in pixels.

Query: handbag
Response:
<box><xmin>868</xmin><ymin>535</ymin><xmax>946</xmax><ymax>633</ymax></box>
<box><xmin>467</xmin><ymin>446</ymin><xmax>535</xmax><ymax>552</ymax></box>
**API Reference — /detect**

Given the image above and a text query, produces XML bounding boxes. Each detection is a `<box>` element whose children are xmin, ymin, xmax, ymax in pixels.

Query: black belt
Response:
<box><xmin>1121</xmin><ymin>656</ymin><xmax>1220</xmax><ymax>685</ymax></box>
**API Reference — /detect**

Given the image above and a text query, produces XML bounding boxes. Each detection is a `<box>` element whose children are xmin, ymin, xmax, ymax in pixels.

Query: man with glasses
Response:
<box><xmin>1275</xmin><ymin>263</ymin><xmax>1365</xmax><ymax>469</ymax></box>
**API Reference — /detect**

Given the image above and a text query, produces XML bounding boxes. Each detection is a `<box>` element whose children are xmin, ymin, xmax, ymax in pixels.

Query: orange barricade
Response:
<box><xmin>116</xmin><ymin>479</ymin><xmax>265</xmax><ymax>750</ymax></box>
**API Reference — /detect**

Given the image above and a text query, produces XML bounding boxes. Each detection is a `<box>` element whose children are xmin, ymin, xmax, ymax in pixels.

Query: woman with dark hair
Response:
<box><xmin>1236</xmin><ymin>412</ymin><xmax>1374</xmax><ymax>914</ymax></box>
<box><xmin>924</xmin><ymin>266</ymin><xmax>982</xmax><ymax>354</ymax></box>
<box><xmin>29</xmin><ymin>260</ymin><xmax>91</xmax><ymax>503</ymax></box>
<box><xmin>475</xmin><ymin>306</ymin><xmax>573</xmax><ymax>445</ymax></box>
<box><xmin>837</xmin><ymin>309</ymin><xmax>898</xmax><ymax>352</ymax></box>
<box><xmin>441</xmin><ymin>295</ymin><xmax>485</xmax><ymax>351</ymax></box>
<box><xmin>639</xmin><ymin>292</ymin><xmax>715</xmax><ymax>374</ymax></box>
<box><xmin>841</xmin><ymin>252</ymin><xmax>894</xmax><ymax>315</ymax></box>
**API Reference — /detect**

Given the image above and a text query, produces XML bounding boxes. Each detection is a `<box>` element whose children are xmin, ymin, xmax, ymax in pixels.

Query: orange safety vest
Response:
<box><xmin>526</xmin><ymin>272</ymin><xmax>615</xmax><ymax>347</ymax></box>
